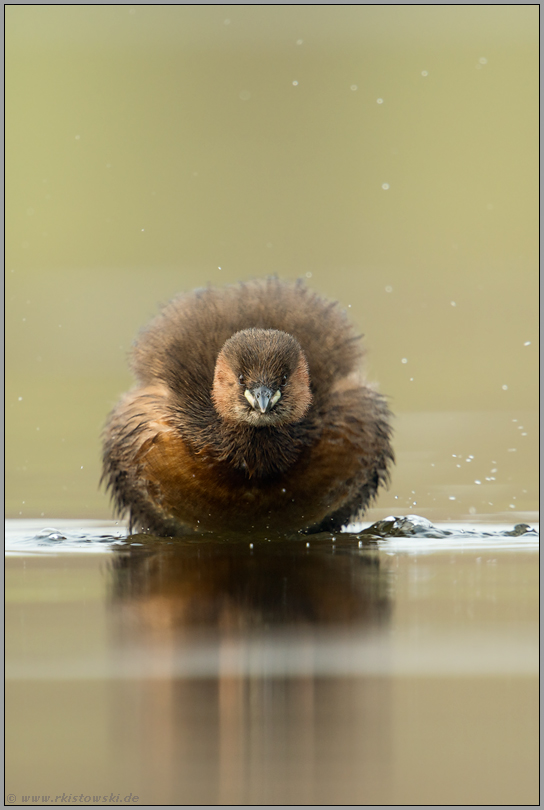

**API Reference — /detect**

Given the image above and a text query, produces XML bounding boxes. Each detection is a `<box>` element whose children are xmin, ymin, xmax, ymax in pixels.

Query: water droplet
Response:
<box><xmin>34</xmin><ymin>528</ymin><xmax>66</xmax><ymax>542</ymax></box>
<box><xmin>502</xmin><ymin>385</ymin><xmax>508</xmax><ymax>390</ymax></box>
<box><xmin>449</xmin><ymin>496</ymin><xmax>456</xmax><ymax>501</ymax></box>
<box><xmin>292</xmin><ymin>80</ymin><xmax>298</xmax><ymax>86</ymax></box>
<box><xmin>385</xmin><ymin>285</ymin><xmax>393</xmax><ymax>292</ymax></box>
<box><xmin>305</xmin><ymin>271</ymin><xmax>312</xmax><ymax>278</ymax></box>
<box><xmin>479</xmin><ymin>57</ymin><xmax>487</xmax><ymax>65</ymax></box>
<box><xmin>249</xmin><ymin>543</ymin><xmax>253</xmax><ymax>548</ymax></box>
<box><xmin>350</xmin><ymin>85</ymin><xmax>358</xmax><ymax>91</ymax></box>
<box><xmin>296</xmin><ymin>39</ymin><xmax>303</xmax><ymax>45</ymax></box>
<box><xmin>451</xmin><ymin>301</ymin><xmax>456</xmax><ymax>306</ymax></box>
<box><xmin>18</xmin><ymin>396</ymin><xmax>22</xmax><ymax>401</ymax></box>
<box><xmin>474</xmin><ymin>480</ymin><xmax>481</xmax><ymax>485</ymax></box>
<box><xmin>524</xmin><ymin>341</ymin><xmax>531</xmax><ymax>346</ymax></box>
<box><xmin>421</xmin><ymin>70</ymin><xmax>428</xmax><ymax>77</ymax></box>
<box><xmin>382</xmin><ymin>183</ymin><xmax>389</xmax><ymax>190</ymax></box>
<box><xmin>377</xmin><ymin>98</ymin><xmax>384</xmax><ymax>104</ymax></box>
<box><xmin>306</xmin><ymin>542</ymin><xmax>310</xmax><ymax>548</ymax></box>
<box><xmin>401</xmin><ymin>358</ymin><xmax>407</xmax><ymax>364</ymax></box>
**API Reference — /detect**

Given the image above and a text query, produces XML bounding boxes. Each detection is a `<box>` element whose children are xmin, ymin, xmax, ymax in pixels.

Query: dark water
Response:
<box><xmin>6</xmin><ymin>517</ymin><xmax>539</xmax><ymax>805</ymax></box>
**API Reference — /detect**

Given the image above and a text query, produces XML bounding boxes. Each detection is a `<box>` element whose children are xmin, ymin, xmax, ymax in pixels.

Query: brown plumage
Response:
<box><xmin>101</xmin><ymin>278</ymin><xmax>394</xmax><ymax>536</ymax></box>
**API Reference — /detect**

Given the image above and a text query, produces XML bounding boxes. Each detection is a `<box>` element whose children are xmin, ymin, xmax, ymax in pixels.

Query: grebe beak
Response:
<box><xmin>244</xmin><ymin>385</ymin><xmax>281</xmax><ymax>414</ymax></box>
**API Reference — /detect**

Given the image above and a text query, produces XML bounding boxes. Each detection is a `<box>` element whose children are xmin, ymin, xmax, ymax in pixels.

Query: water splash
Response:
<box><xmin>4</xmin><ymin>517</ymin><xmax>538</xmax><ymax>555</ymax></box>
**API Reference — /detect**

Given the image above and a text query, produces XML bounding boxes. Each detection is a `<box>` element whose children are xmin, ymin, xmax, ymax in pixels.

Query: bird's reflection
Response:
<box><xmin>105</xmin><ymin>535</ymin><xmax>393</xmax><ymax>804</ymax></box>
<box><xmin>108</xmin><ymin>533</ymin><xmax>391</xmax><ymax>633</ymax></box>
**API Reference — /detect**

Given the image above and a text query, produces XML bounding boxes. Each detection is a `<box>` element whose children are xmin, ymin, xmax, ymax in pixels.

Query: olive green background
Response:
<box><xmin>6</xmin><ymin>5</ymin><xmax>538</xmax><ymax>521</ymax></box>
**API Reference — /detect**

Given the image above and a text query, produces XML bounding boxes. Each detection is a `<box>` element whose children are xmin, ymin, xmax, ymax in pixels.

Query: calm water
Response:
<box><xmin>6</xmin><ymin>6</ymin><xmax>539</xmax><ymax>523</ymax></box>
<box><xmin>6</xmin><ymin>517</ymin><xmax>539</xmax><ymax>805</ymax></box>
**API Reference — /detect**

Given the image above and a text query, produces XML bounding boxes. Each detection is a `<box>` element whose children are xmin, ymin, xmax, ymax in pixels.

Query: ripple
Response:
<box><xmin>4</xmin><ymin>517</ymin><xmax>538</xmax><ymax>555</ymax></box>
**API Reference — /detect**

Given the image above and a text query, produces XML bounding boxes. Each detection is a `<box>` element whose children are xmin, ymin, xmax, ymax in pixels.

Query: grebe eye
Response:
<box><xmin>238</xmin><ymin>374</ymin><xmax>245</xmax><ymax>385</ymax></box>
<box><xmin>281</xmin><ymin>374</ymin><xmax>288</xmax><ymax>386</ymax></box>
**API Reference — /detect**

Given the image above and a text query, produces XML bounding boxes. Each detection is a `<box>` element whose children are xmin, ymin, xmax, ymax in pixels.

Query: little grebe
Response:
<box><xmin>101</xmin><ymin>278</ymin><xmax>394</xmax><ymax>535</ymax></box>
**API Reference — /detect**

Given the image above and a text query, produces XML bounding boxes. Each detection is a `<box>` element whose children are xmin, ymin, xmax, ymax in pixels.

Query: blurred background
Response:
<box><xmin>6</xmin><ymin>5</ymin><xmax>538</xmax><ymax>523</ymax></box>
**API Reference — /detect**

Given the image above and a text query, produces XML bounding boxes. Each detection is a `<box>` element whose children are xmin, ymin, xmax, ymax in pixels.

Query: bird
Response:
<box><xmin>101</xmin><ymin>277</ymin><xmax>394</xmax><ymax>536</ymax></box>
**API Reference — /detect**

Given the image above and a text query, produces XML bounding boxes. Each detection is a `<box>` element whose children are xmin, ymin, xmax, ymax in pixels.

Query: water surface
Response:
<box><xmin>6</xmin><ymin>517</ymin><xmax>539</xmax><ymax>805</ymax></box>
